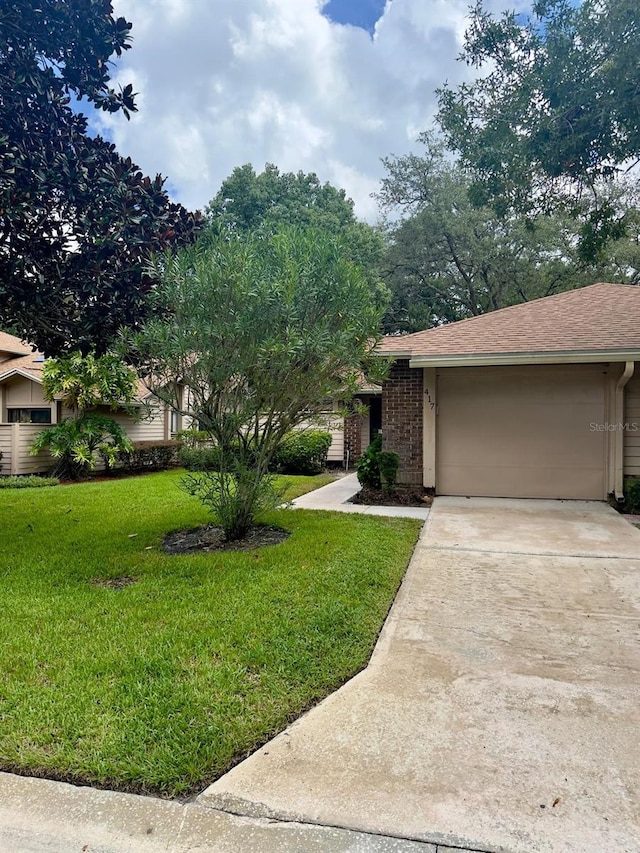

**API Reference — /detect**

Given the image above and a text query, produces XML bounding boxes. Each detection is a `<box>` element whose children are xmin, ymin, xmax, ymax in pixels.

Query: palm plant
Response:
<box><xmin>31</xmin><ymin>414</ymin><xmax>132</xmax><ymax>480</ymax></box>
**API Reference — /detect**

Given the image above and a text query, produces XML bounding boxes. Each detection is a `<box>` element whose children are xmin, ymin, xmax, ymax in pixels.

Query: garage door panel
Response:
<box><xmin>436</xmin><ymin>366</ymin><xmax>607</xmax><ymax>500</ymax></box>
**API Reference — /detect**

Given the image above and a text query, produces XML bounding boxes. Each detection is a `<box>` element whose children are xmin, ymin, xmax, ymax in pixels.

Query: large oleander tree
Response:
<box><xmin>129</xmin><ymin>227</ymin><xmax>385</xmax><ymax>541</ymax></box>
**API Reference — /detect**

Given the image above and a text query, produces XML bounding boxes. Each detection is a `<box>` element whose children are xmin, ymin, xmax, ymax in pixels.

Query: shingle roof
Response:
<box><xmin>378</xmin><ymin>283</ymin><xmax>640</xmax><ymax>359</ymax></box>
<box><xmin>0</xmin><ymin>352</ymin><xmax>45</xmax><ymax>381</ymax></box>
<box><xmin>0</xmin><ymin>332</ymin><xmax>149</xmax><ymax>402</ymax></box>
<box><xmin>0</xmin><ymin>331</ymin><xmax>31</xmax><ymax>357</ymax></box>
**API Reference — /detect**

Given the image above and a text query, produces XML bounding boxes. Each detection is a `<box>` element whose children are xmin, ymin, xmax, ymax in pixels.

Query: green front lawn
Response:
<box><xmin>0</xmin><ymin>470</ymin><xmax>421</xmax><ymax>796</ymax></box>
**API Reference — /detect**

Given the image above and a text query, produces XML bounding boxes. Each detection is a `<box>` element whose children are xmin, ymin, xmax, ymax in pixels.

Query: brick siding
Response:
<box><xmin>344</xmin><ymin>406</ymin><xmax>363</xmax><ymax>466</ymax></box>
<box><xmin>382</xmin><ymin>360</ymin><xmax>423</xmax><ymax>485</ymax></box>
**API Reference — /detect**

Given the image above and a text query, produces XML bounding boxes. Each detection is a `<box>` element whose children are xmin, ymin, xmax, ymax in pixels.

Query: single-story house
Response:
<box><xmin>377</xmin><ymin>283</ymin><xmax>640</xmax><ymax>501</ymax></box>
<box><xmin>0</xmin><ymin>332</ymin><xmax>173</xmax><ymax>476</ymax></box>
<box><xmin>0</xmin><ymin>331</ymin><xmax>379</xmax><ymax>475</ymax></box>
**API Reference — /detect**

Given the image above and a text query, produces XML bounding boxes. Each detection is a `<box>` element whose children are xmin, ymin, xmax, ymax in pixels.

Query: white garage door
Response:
<box><xmin>436</xmin><ymin>365</ymin><xmax>607</xmax><ymax>500</ymax></box>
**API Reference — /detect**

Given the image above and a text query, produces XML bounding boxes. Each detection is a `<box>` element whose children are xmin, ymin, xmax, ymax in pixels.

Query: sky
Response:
<box><xmin>92</xmin><ymin>0</ymin><xmax>531</xmax><ymax>221</ymax></box>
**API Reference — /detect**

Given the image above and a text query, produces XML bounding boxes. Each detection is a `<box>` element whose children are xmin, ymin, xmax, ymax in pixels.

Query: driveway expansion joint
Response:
<box><xmin>423</xmin><ymin>544</ymin><xmax>640</xmax><ymax>560</ymax></box>
<box><xmin>197</xmin><ymin>794</ymin><xmax>499</xmax><ymax>853</ymax></box>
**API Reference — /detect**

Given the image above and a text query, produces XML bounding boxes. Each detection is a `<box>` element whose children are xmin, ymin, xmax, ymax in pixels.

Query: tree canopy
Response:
<box><xmin>436</xmin><ymin>0</ymin><xmax>640</xmax><ymax>254</ymax></box>
<box><xmin>0</xmin><ymin>0</ymin><xmax>201</xmax><ymax>356</ymax></box>
<box><xmin>378</xmin><ymin>134</ymin><xmax>636</xmax><ymax>333</ymax></box>
<box><xmin>207</xmin><ymin>163</ymin><xmax>357</xmax><ymax>234</ymax></box>
<box><xmin>207</xmin><ymin>163</ymin><xmax>386</xmax><ymax>304</ymax></box>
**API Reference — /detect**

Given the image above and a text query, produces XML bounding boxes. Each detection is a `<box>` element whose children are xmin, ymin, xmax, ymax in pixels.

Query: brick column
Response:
<box><xmin>343</xmin><ymin>404</ymin><xmax>363</xmax><ymax>467</ymax></box>
<box><xmin>382</xmin><ymin>360</ymin><xmax>423</xmax><ymax>486</ymax></box>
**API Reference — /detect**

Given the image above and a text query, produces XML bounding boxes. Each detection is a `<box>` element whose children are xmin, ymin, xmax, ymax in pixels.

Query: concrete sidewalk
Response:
<box><xmin>0</xmin><ymin>772</ymin><xmax>437</xmax><ymax>853</ymax></box>
<box><xmin>202</xmin><ymin>498</ymin><xmax>640</xmax><ymax>853</ymax></box>
<box><xmin>290</xmin><ymin>472</ymin><xmax>431</xmax><ymax>520</ymax></box>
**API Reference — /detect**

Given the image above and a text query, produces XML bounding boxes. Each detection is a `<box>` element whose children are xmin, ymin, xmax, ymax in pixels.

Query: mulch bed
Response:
<box><xmin>163</xmin><ymin>524</ymin><xmax>290</xmax><ymax>555</ymax></box>
<box><xmin>351</xmin><ymin>486</ymin><xmax>432</xmax><ymax>508</ymax></box>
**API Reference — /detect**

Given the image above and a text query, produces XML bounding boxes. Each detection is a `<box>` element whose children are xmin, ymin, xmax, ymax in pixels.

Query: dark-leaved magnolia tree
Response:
<box><xmin>0</xmin><ymin>0</ymin><xmax>202</xmax><ymax>355</ymax></box>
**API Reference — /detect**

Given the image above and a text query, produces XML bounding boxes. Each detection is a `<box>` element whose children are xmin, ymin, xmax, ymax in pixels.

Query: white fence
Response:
<box><xmin>0</xmin><ymin>423</ymin><xmax>53</xmax><ymax>476</ymax></box>
<box><xmin>0</xmin><ymin>411</ymin><xmax>348</xmax><ymax>477</ymax></box>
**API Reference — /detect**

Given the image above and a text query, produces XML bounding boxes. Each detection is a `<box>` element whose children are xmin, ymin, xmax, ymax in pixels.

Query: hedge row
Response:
<box><xmin>178</xmin><ymin>430</ymin><xmax>333</xmax><ymax>476</ymax></box>
<box><xmin>0</xmin><ymin>475</ymin><xmax>59</xmax><ymax>489</ymax></box>
<box><xmin>102</xmin><ymin>440</ymin><xmax>180</xmax><ymax>473</ymax></box>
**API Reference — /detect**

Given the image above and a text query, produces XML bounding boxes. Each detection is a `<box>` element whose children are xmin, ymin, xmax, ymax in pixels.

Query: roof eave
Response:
<box><xmin>0</xmin><ymin>368</ymin><xmax>43</xmax><ymax>384</ymax></box>
<box><xmin>408</xmin><ymin>350</ymin><xmax>640</xmax><ymax>368</ymax></box>
<box><xmin>375</xmin><ymin>349</ymin><xmax>413</xmax><ymax>359</ymax></box>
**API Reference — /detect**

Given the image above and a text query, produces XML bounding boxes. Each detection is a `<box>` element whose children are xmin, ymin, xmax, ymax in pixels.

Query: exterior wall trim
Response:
<box><xmin>0</xmin><ymin>368</ymin><xmax>43</xmax><ymax>384</ymax></box>
<box><xmin>615</xmin><ymin>362</ymin><xmax>635</xmax><ymax>499</ymax></box>
<box><xmin>422</xmin><ymin>367</ymin><xmax>436</xmax><ymax>489</ymax></box>
<box><xmin>409</xmin><ymin>350</ymin><xmax>640</xmax><ymax>368</ymax></box>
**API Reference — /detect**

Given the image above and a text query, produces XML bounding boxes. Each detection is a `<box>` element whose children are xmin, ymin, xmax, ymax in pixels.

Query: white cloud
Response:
<box><xmin>94</xmin><ymin>0</ymin><xmax>530</xmax><ymax>219</ymax></box>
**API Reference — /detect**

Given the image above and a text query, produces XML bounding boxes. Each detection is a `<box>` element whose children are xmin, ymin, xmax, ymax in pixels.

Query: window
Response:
<box><xmin>170</xmin><ymin>410</ymin><xmax>182</xmax><ymax>434</ymax></box>
<box><xmin>8</xmin><ymin>408</ymin><xmax>52</xmax><ymax>424</ymax></box>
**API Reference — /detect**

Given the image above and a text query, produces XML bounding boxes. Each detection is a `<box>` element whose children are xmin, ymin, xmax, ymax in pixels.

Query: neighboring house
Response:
<box><xmin>377</xmin><ymin>283</ymin><xmax>640</xmax><ymax>501</ymax></box>
<box><xmin>0</xmin><ymin>330</ymin><xmax>380</xmax><ymax>475</ymax></box>
<box><xmin>0</xmin><ymin>332</ymin><xmax>171</xmax><ymax>476</ymax></box>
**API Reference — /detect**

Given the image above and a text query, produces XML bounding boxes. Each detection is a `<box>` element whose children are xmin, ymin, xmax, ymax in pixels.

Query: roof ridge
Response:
<box><xmin>381</xmin><ymin>282</ymin><xmax>637</xmax><ymax>345</ymax></box>
<box><xmin>377</xmin><ymin>282</ymin><xmax>640</xmax><ymax>359</ymax></box>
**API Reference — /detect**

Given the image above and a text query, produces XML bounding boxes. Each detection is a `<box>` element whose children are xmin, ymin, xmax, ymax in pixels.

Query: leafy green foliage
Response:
<box><xmin>208</xmin><ymin>163</ymin><xmax>356</xmax><ymax>234</ymax></box>
<box><xmin>178</xmin><ymin>445</ymin><xmax>223</xmax><ymax>472</ymax></box>
<box><xmin>0</xmin><ymin>0</ymin><xmax>202</xmax><ymax>355</ymax></box>
<box><xmin>378</xmin><ymin>133</ymin><xmax>636</xmax><ymax>332</ymax></box>
<box><xmin>356</xmin><ymin>435</ymin><xmax>382</xmax><ymax>489</ymax></box>
<box><xmin>206</xmin><ymin>163</ymin><xmax>388</xmax><ymax>307</ymax></box>
<box><xmin>130</xmin><ymin>227</ymin><xmax>384</xmax><ymax>540</ymax></box>
<box><xmin>436</xmin><ymin>0</ymin><xmax>640</xmax><ymax>258</ymax></box>
<box><xmin>174</xmin><ymin>429</ymin><xmax>210</xmax><ymax>449</ymax></box>
<box><xmin>0</xmin><ymin>475</ymin><xmax>59</xmax><ymax>489</ymax></box>
<box><xmin>42</xmin><ymin>351</ymin><xmax>139</xmax><ymax>412</ymax></box>
<box><xmin>273</xmin><ymin>431</ymin><xmax>333</xmax><ymax>475</ymax></box>
<box><xmin>31</xmin><ymin>413</ymin><xmax>132</xmax><ymax>479</ymax></box>
<box><xmin>181</xmin><ymin>470</ymin><xmax>285</xmax><ymax>543</ymax></box>
<box><xmin>623</xmin><ymin>478</ymin><xmax>640</xmax><ymax>514</ymax></box>
<box><xmin>103</xmin><ymin>440</ymin><xmax>179</xmax><ymax>473</ymax></box>
<box><xmin>377</xmin><ymin>451</ymin><xmax>399</xmax><ymax>495</ymax></box>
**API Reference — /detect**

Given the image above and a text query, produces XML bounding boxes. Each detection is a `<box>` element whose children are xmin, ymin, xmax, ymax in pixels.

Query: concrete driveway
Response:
<box><xmin>202</xmin><ymin>498</ymin><xmax>640</xmax><ymax>853</ymax></box>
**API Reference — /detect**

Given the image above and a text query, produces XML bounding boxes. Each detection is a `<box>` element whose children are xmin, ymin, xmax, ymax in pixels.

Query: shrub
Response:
<box><xmin>377</xmin><ymin>450</ymin><xmax>399</xmax><ymax>495</ymax></box>
<box><xmin>182</xmin><ymin>467</ymin><xmax>284</xmax><ymax>542</ymax></box>
<box><xmin>31</xmin><ymin>414</ymin><xmax>132</xmax><ymax>480</ymax></box>
<box><xmin>356</xmin><ymin>435</ymin><xmax>382</xmax><ymax>489</ymax></box>
<box><xmin>178</xmin><ymin>441</ymin><xmax>267</xmax><ymax>473</ymax></box>
<box><xmin>115</xmin><ymin>440</ymin><xmax>180</xmax><ymax>472</ymax></box>
<box><xmin>624</xmin><ymin>478</ymin><xmax>640</xmax><ymax>514</ymax></box>
<box><xmin>175</xmin><ymin>429</ymin><xmax>210</xmax><ymax>449</ymax></box>
<box><xmin>273</xmin><ymin>431</ymin><xmax>332</xmax><ymax>475</ymax></box>
<box><xmin>0</xmin><ymin>475</ymin><xmax>59</xmax><ymax>489</ymax></box>
<box><xmin>178</xmin><ymin>445</ymin><xmax>223</xmax><ymax>471</ymax></box>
